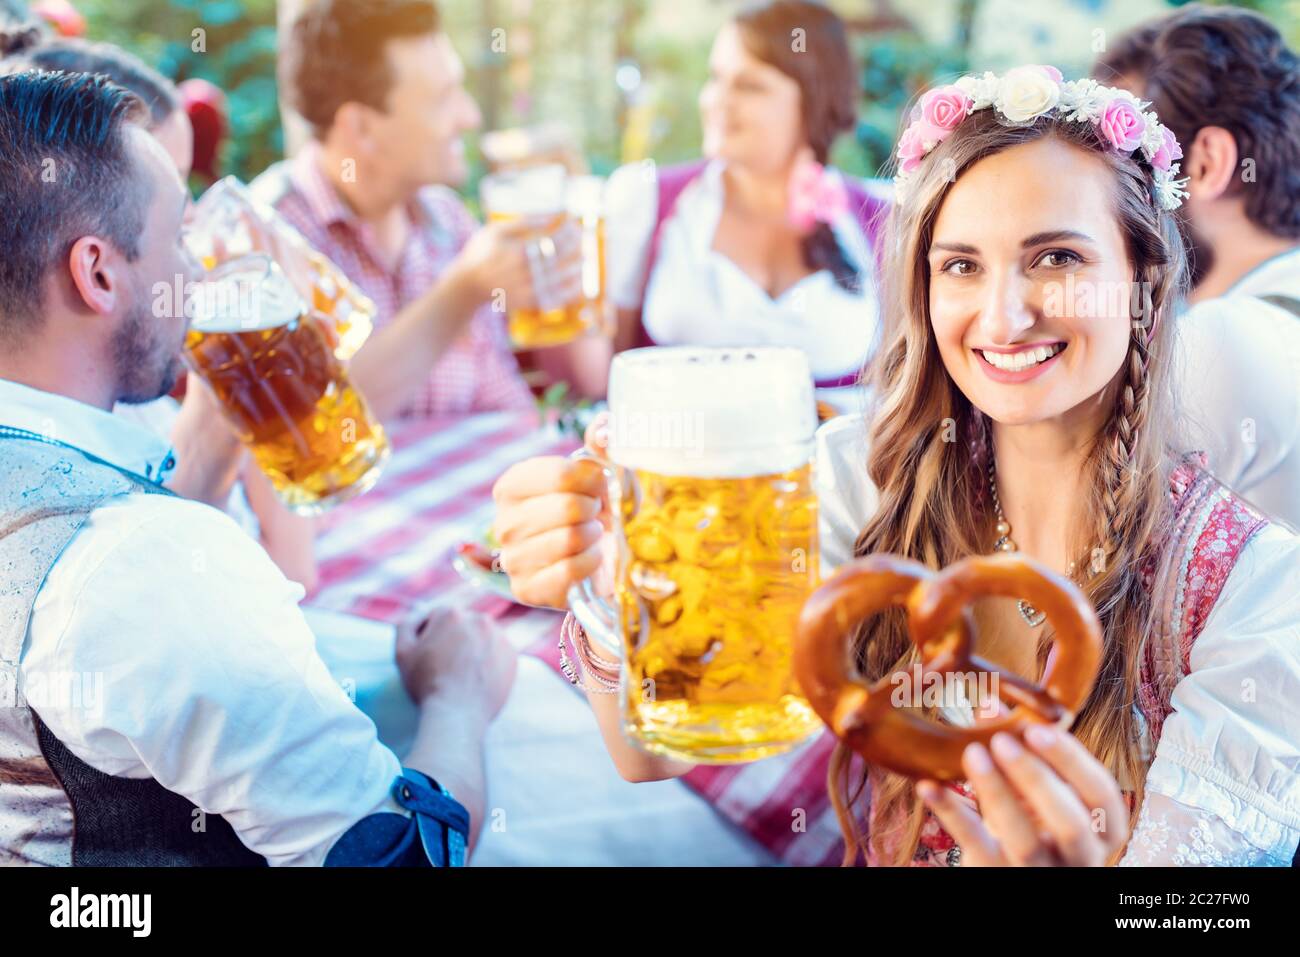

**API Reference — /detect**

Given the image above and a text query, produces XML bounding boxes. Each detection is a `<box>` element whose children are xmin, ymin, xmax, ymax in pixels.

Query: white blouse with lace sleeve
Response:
<box><xmin>1120</xmin><ymin>522</ymin><xmax>1300</xmax><ymax>866</ymax></box>
<box><xmin>813</xmin><ymin>413</ymin><xmax>1300</xmax><ymax>866</ymax></box>
<box><xmin>814</xmin><ymin>414</ymin><xmax>877</xmax><ymax>576</ymax></box>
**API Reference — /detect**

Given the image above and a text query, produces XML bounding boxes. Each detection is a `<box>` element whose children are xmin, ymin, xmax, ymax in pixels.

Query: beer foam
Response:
<box><xmin>566</xmin><ymin>175</ymin><xmax>605</xmax><ymax>216</ymax></box>
<box><xmin>191</xmin><ymin>257</ymin><xmax>305</xmax><ymax>334</ymax></box>
<box><xmin>607</xmin><ymin>347</ymin><xmax>816</xmax><ymax>478</ymax></box>
<box><xmin>481</xmin><ymin>164</ymin><xmax>566</xmax><ymax>218</ymax></box>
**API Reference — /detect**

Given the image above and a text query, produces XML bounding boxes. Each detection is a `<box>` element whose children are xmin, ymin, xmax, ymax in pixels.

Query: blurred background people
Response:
<box><xmin>254</xmin><ymin>0</ymin><xmax>582</xmax><ymax>422</ymax></box>
<box><xmin>14</xmin><ymin>36</ymin><xmax>192</xmax><ymax>171</ymax></box>
<box><xmin>1097</xmin><ymin>3</ymin><xmax>1300</xmax><ymax>529</ymax></box>
<box><xmin>545</xmin><ymin>0</ymin><xmax>887</xmax><ymax>407</ymax></box>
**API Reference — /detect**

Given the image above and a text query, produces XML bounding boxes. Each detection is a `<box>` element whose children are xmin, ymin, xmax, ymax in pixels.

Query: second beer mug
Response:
<box><xmin>480</xmin><ymin>164</ymin><xmax>610</xmax><ymax>349</ymax></box>
<box><xmin>184</xmin><ymin>255</ymin><xmax>390</xmax><ymax>515</ymax></box>
<box><xmin>569</xmin><ymin>347</ymin><xmax>824</xmax><ymax>763</ymax></box>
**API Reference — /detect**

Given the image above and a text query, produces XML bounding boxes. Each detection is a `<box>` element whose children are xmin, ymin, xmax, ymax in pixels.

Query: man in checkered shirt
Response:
<box><xmin>253</xmin><ymin>0</ymin><xmax>581</xmax><ymax>421</ymax></box>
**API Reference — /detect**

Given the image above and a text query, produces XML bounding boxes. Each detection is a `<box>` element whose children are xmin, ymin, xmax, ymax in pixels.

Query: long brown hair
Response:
<box><xmin>733</xmin><ymin>0</ymin><xmax>861</xmax><ymax>290</ymax></box>
<box><xmin>832</xmin><ymin>106</ymin><xmax>1191</xmax><ymax>866</ymax></box>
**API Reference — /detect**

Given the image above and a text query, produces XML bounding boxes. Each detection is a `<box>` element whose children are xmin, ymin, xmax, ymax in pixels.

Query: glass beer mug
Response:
<box><xmin>185</xmin><ymin>177</ymin><xmax>375</xmax><ymax>361</ymax></box>
<box><xmin>480</xmin><ymin>164</ymin><xmax>611</xmax><ymax>349</ymax></box>
<box><xmin>184</xmin><ymin>255</ymin><xmax>390</xmax><ymax>515</ymax></box>
<box><xmin>568</xmin><ymin>347</ymin><xmax>824</xmax><ymax>763</ymax></box>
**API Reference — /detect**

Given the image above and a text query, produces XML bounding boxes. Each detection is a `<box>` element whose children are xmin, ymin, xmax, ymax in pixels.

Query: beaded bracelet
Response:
<box><xmin>558</xmin><ymin>612</ymin><xmax>621</xmax><ymax>694</ymax></box>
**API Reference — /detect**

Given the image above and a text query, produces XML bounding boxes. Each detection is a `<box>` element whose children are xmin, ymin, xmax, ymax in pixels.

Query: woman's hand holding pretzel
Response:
<box><xmin>917</xmin><ymin>725</ymin><xmax>1129</xmax><ymax>866</ymax></box>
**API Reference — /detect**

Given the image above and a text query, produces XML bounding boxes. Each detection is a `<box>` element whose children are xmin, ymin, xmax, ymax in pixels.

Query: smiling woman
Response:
<box><xmin>926</xmin><ymin>138</ymin><xmax>1139</xmax><ymax>423</ymax></box>
<box><xmin>487</xmin><ymin>67</ymin><xmax>1300</xmax><ymax>869</ymax></box>
<box><xmin>829</xmin><ymin>68</ymin><xmax>1300</xmax><ymax>868</ymax></box>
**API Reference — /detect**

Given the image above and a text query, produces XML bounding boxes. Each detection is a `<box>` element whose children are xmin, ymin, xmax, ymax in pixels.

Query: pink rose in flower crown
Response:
<box><xmin>896</xmin><ymin>124</ymin><xmax>930</xmax><ymax>175</ymax></box>
<box><xmin>919</xmin><ymin>85</ymin><xmax>972</xmax><ymax>134</ymax></box>
<box><xmin>1030</xmin><ymin>64</ymin><xmax>1064</xmax><ymax>83</ymax></box>
<box><xmin>1099</xmin><ymin>98</ymin><xmax>1146</xmax><ymax>152</ymax></box>
<box><xmin>1151</xmin><ymin>126</ymin><xmax>1183</xmax><ymax>172</ymax></box>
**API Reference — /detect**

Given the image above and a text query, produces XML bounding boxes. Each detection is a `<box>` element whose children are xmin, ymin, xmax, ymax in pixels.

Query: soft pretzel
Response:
<box><xmin>793</xmin><ymin>553</ymin><xmax>1103</xmax><ymax>781</ymax></box>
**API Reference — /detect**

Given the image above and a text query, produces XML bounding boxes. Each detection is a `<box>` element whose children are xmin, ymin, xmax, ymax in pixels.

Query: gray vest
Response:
<box><xmin>0</xmin><ymin>428</ymin><xmax>264</xmax><ymax>866</ymax></box>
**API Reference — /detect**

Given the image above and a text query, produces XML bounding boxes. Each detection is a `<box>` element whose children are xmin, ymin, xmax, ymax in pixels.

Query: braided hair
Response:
<box><xmin>832</xmin><ymin>104</ymin><xmax>1189</xmax><ymax>867</ymax></box>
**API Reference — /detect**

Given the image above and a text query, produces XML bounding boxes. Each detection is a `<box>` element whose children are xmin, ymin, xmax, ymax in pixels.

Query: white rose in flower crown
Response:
<box><xmin>955</xmin><ymin>72</ymin><xmax>999</xmax><ymax>110</ymax></box>
<box><xmin>996</xmin><ymin>65</ymin><xmax>1062</xmax><ymax>123</ymax></box>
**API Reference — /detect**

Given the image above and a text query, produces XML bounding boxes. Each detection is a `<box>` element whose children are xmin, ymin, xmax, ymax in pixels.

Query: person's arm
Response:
<box><xmin>1116</xmin><ymin>524</ymin><xmax>1300</xmax><ymax>866</ymax></box>
<box><xmin>399</xmin><ymin>697</ymin><xmax>490</xmax><ymax>852</ymax></box>
<box><xmin>347</xmin><ymin>256</ymin><xmax>487</xmax><ymax>422</ymax></box>
<box><xmin>493</xmin><ymin>415</ymin><xmax>692</xmax><ymax>782</ymax></box>
<box><xmin>323</xmin><ymin>605</ymin><xmax>515</xmax><ymax>865</ymax></box>
<box><xmin>392</xmin><ymin>608</ymin><xmax>517</xmax><ymax>854</ymax></box>
<box><xmin>241</xmin><ymin>463</ymin><xmax>319</xmax><ymax>593</ymax></box>
<box><xmin>579</xmin><ymin>670</ymin><xmax>694</xmax><ymax>783</ymax></box>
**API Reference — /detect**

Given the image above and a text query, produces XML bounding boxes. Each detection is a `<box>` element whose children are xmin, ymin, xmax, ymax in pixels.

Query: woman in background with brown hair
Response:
<box><xmin>550</xmin><ymin>0</ymin><xmax>887</xmax><ymax>407</ymax></box>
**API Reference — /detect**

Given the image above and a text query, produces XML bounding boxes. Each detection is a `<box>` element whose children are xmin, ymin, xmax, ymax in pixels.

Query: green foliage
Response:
<box><xmin>77</xmin><ymin>0</ymin><xmax>281</xmax><ymax>184</ymax></box>
<box><xmin>846</xmin><ymin>31</ymin><xmax>971</xmax><ymax>178</ymax></box>
<box><xmin>535</xmin><ymin>380</ymin><xmax>595</xmax><ymax>439</ymax></box>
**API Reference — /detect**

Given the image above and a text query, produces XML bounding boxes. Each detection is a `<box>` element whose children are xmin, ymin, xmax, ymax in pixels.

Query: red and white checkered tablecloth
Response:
<box><xmin>310</xmin><ymin>410</ymin><xmax>848</xmax><ymax>867</ymax></box>
<box><xmin>310</xmin><ymin>411</ymin><xmax>573</xmax><ymax>632</ymax></box>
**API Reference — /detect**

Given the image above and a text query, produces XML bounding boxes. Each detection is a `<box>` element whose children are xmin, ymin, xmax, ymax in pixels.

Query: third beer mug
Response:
<box><xmin>185</xmin><ymin>177</ymin><xmax>375</xmax><ymax>360</ymax></box>
<box><xmin>480</xmin><ymin>164</ymin><xmax>611</xmax><ymax>349</ymax></box>
<box><xmin>568</xmin><ymin>347</ymin><xmax>823</xmax><ymax>763</ymax></box>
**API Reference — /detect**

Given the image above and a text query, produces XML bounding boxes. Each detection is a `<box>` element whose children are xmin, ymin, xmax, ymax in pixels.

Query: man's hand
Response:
<box><xmin>395</xmin><ymin>606</ymin><xmax>517</xmax><ymax>723</ymax></box>
<box><xmin>395</xmin><ymin>607</ymin><xmax>518</xmax><ymax>857</ymax></box>
<box><xmin>347</xmin><ymin>218</ymin><xmax>584</xmax><ymax>423</ymax></box>
<box><xmin>452</xmin><ymin>217</ymin><xmax>585</xmax><ymax>314</ymax></box>
<box><xmin>165</xmin><ymin>377</ymin><xmax>246</xmax><ymax>507</ymax></box>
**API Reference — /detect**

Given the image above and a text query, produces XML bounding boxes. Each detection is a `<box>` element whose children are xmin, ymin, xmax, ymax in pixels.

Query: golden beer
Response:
<box><xmin>199</xmin><ymin>250</ymin><xmax>373</xmax><ymax>361</ymax></box>
<box><xmin>615</xmin><ymin>463</ymin><xmax>822</xmax><ymax>762</ymax></box>
<box><xmin>183</xmin><ymin>257</ymin><xmax>389</xmax><ymax>514</ymax></box>
<box><xmin>305</xmin><ymin>250</ymin><xmax>375</xmax><ymax>361</ymax></box>
<box><xmin>569</xmin><ymin>346</ymin><xmax>823</xmax><ymax>763</ymax></box>
<box><xmin>481</xmin><ymin>166</ymin><xmax>611</xmax><ymax>349</ymax></box>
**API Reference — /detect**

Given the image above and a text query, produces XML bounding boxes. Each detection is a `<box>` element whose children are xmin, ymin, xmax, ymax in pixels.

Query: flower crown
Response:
<box><xmin>894</xmin><ymin>65</ymin><xmax>1189</xmax><ymax>211</ymax></box>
